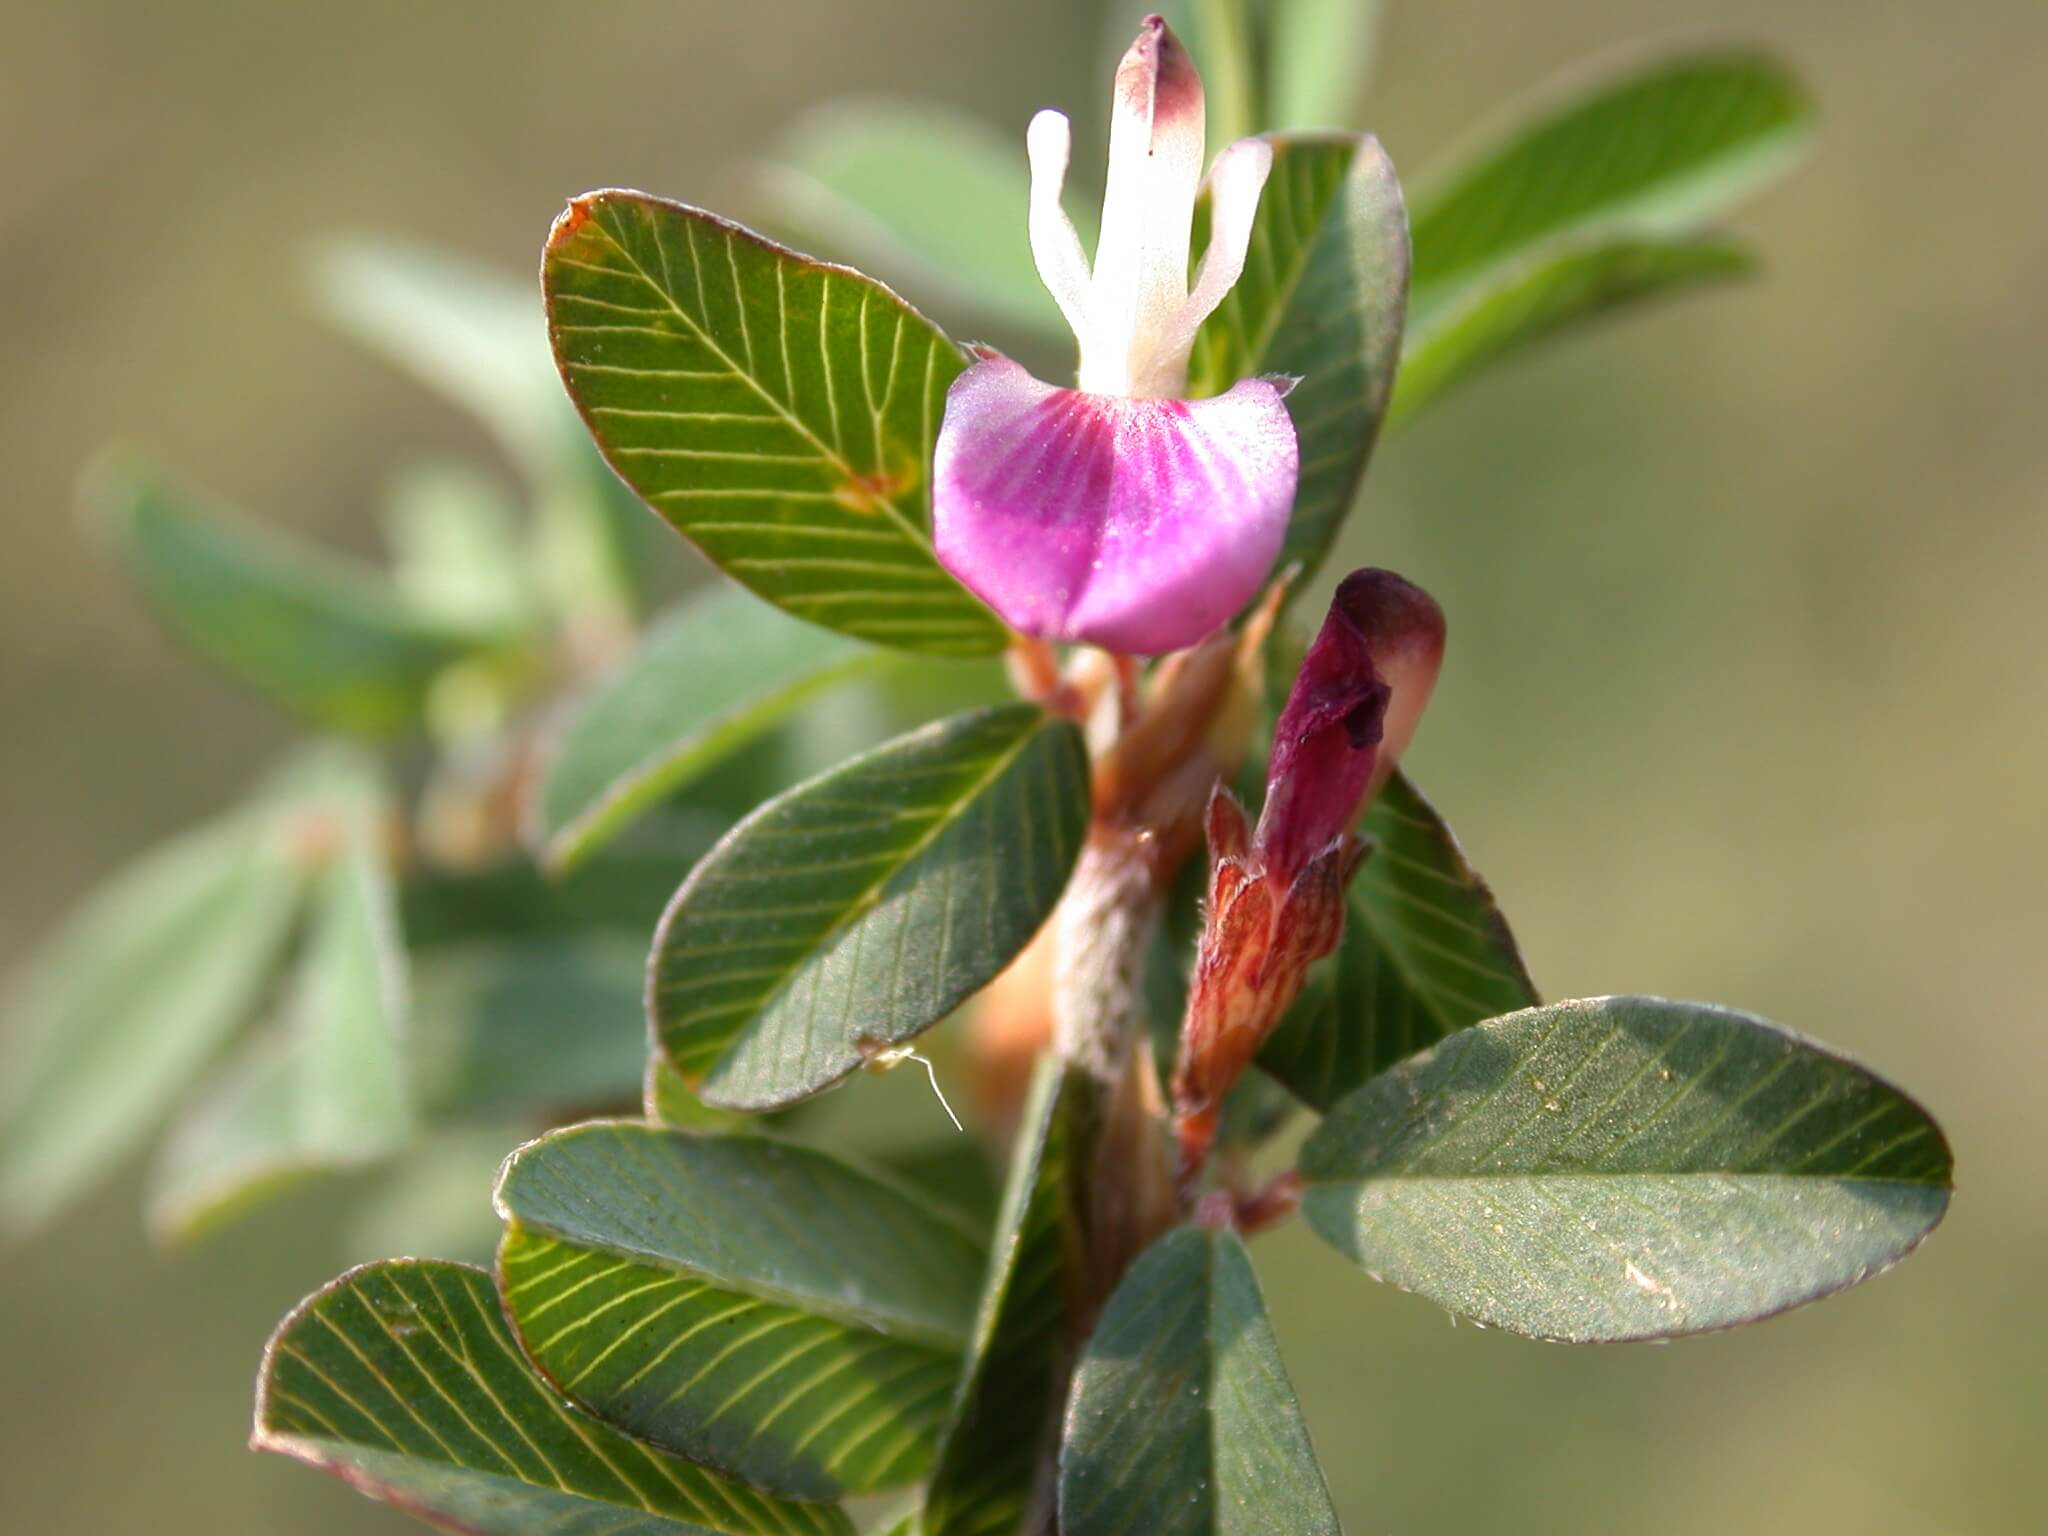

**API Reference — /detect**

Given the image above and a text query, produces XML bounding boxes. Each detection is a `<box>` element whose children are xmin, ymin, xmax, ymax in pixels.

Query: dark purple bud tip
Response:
<box><xmin>1254</xmin><ymin>569</ymin><xmax>1445</xmax><ymax>884</ymax></box>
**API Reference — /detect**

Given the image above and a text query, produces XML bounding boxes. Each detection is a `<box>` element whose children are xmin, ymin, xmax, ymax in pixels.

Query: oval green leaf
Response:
<box><xmin>544</xmin><ymin>190</ymin><xmax>1004</xmax><ymax>655</ymax></box>
<box><xmin>255</xmin><ymin>1258</ymin><xmax>852</xmax><ymax>1536</ymax></box>
<box><xmin>1060</xmin><ymin>1226</ymin><xmax>1340</xmax><ymax>1536</ymax></box>
<box><xmin>0</xmin><ymin>799</ymin><xmax>312</xmax><ymax>1235</ymax></box>
<box><xmin>494</xmin><ymin>1123</ymin><xmax>986</xmax><ymax>1500</ymax></box>
<box><xmin>89</xmin><ymin>461</ymin><xmax>496</xmax><ymax>737</ymax></box>
<box><xmin>1187</xmin><ymin>133</ymin><xmax>1409</xmax><ymax>591</ymax></box>
<box><xmin>918</xmin><ymin>1059</ymin><xmax>1083</xmax><ymax>1536</ymax></box>
<box><xmin>1391</xmin><ymin>234</ymin><xmax>1754</xmax><ymax>428</ymax></box>
<box><xmin>1259</xmin><ymin>770</ymin><xmax>1539</xmax><ymax>1111</ymax></box>
<box><xmin>1299</xmin><ymin>996</ymin><xmax>1953</xmax><ymax>1342</ymax></box>
<box><xmin>1407</xmin><ymin>50</ymin><xmax>1811</xmax><ymax>299</ymax></box>
<box><xmin>650</xmin><ymin>704</ymin><xmax>1089</xmax><ymax>1110</ymax></box>
<box><xmin>530</xmin><ymin>583</ymin><xmax>885</xmax><ymax>875</ymax></box>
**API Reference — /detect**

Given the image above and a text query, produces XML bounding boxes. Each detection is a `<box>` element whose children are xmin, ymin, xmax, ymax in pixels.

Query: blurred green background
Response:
<box><xmin>2</xmin><ymin>0</ymin><xmax>2041</xmax><ymax>1531</ymax></box>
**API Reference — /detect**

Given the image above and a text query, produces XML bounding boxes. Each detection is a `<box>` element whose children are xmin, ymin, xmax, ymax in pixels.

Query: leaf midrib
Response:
<box><xmin>581</xmin><ymin>205</ymin><xmax>934</xmax><ymax>556</ymax></box>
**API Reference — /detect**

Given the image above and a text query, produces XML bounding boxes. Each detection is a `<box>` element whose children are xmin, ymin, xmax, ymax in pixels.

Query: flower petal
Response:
<box><xmin>1255</xmin><ymin>569</ymin><xmax>1445</xmax><ymax>882</ymax></box>
<box><xmin>1026</xmin><ymin>109</ymin><xmax>1094</xmax><ymax>347</ymax></box>
<box><xmin>1169</xmin><ymin>136</ymin><xmax>1274</xmax><ymax>360</ymax></box>
<box><xmin>933</xmin><ymin>356</ymin><xmax>1299</xmax><ymax>655</ymax></box>
<box><xmin>1086</xmin><ymin>16</ymin><xmax>1208</xmax><ymax>397</ymax></box>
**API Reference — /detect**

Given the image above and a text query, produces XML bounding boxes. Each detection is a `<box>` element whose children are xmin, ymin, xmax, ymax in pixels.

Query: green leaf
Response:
<box><xmin>411</xmin><ymin>936</ymin><xmax>646</xmax><ymax>1120</ymax></box>
<box><xmin>1390</xmin><ymin>234</ymin><xmax>1754</xmax><ymax>428</ymax></box>
<box><xmin>147</xmin><ymin>761</ymin><xmax>409</xmax><ymax>1241</ymax></box>
<box><xmin>1060</xmin><ymin>1226</ymin><xmax>1339</xmax><ymax>1536</ymax></box>
<box><xmin>1187</xmin><ymin>133</ymin><xmax>1408</xmax><ymax>591</ymax></box>
<box><xmin>255</xmin><ymin>1258</ymin><xmax>853</xmax><ymax>1536</ymax></box>
<box><xmin>1408</xmin><ymin>51</ymin><xmax>1811</xmax><ymax>299</ymax></box>
<box><xmin>764</xmin><ymin>100</ymin><xmax>1092</xmax><ymax>337</ymax></box>
<box><xmin>544</xmin><ymin>191</ymin><xmax>1005</xmax><ymax>655</ymax></box>
<box><xmin>88</xmin><ymin>461</ymin><xmax>493</xmax><ymax>737</ymax></box>
<box><xmin>530</xmin><ymin>583</ymin><xmax>887</xmax><ymax>875</ymax></box>
<box><xmin>1299</xmin><ymin>996</ymin><xmax>1953</xmax><ymax>1342</ymax></box>
<box><xmin>381</xmin><ymin>463</ymin><xmax>544</xmax><ymax>636</ymax></box>
<box><xmin>1268</xmin><ymin>0</ymin><xmax>1382</xmax><ymax>130</ymax></box>
<box><xmin>917</xmin><ymin>1059</ymin><xmax>1082</xmax><ymax>1536</ymax></box>
<box><xmin>650</xmin><ymin>705</ymin><xmax>1089</xmax><ymax>1110</ymax></box>
<box><xmin>293</xmin><ymin>799</ymin><xmax>412</xmax><ymax>1161</ymax></box>
<box><xmin>494</xmin><ymin>1123</ymin><xmax>985</xmax><ymax>1500</ymax></box>
<box><xmin>1259</xmin><ymin>771</ymin><xmax>1539</xmax><ymax>1111</ymax></box>
<box><xmin>0</xmin><ymin>804</ymin><xmax>310</xmax><ymax>1234</ymax></box>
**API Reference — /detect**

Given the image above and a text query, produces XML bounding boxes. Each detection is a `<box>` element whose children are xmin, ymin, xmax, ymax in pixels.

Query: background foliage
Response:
<box><xmin>0</xmin><ymin>1</ymin><xmax>2041</xmax><ymax>1533</ymax></box>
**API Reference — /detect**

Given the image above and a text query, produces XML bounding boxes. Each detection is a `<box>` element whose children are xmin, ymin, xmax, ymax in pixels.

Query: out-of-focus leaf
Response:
<box><xmin>89</xmin><ymin>462</ymin><xmax>494</xmax><ymax>737</ymax></box>
<box><xmin>343</xmin><ymin>1126</ymin><xmax>530</xmax><ymax>1269</ymax></box>
<box><xmin>1187</xmin><ymin>133</ymin><xmax>1408</xmax><ymax>592</ymax></box>
<box><xmin>764</xmin><ymin>100</ymin><xmax>1091</xmax><ymax>337</ymax></box>
<box><xmin>400</xmin><ymin>849</ymin><xmax>699</xmax><ymax>948</ymax></box>
<box><xmin>255</xmin><ymin>1259</ymin><xmax>853</xmax><ymax>1536</ymax></box>
<box><xmin>918</xmin><ymin>1059</ymin><xmax>1081</xmax><ymax>1536</ymax></box>
<box><xmin>1408</xmin><ymin>51</ymin><xmax>1811</xmax><ymax>299</ymax></box>
<box><xmin>1300</xmin><ymin>996</ymin><xmax>1953</xmax><ymax>1342</ymax></box>
<box><xmin>1392</xmin><ymin>234</ymin><xmax>1754</xmax><ymax>427</ymax></box>
<box><xmin>0</xmin><ymin>803</ymin><xmax>311</xmax><ymax>1234</ymax></box>
<box><xmin>544</xmin><ymin>191</ymin><xmax>1006</xmax><ymax>655</ymax></box>
<box><xmin>650</xmin><ymin>705</ymin><xmax>1089</xmax><ymax>1109</ymax></box>
<box><xmin>1259</xmin><ymin>770</ymin><xmax>1539</xmax><ymax>1110</ymax></box>
<box><xmin>381</xmin><ymin>463</ymin><xmax>542</xmax><ymax>635</ymax></box>
<box><xmin>148</xmin><ymin>761</ymin><xmax>408</xmax><ymax>1241</ymax></box>
<box><xmin>313</xmin><ymin>236</ymin><xmax>650</xmax><ymax>625</ymax></box>
<box><xmin>495</xmin><ymin>1123</ymin><xmax>984</xmax><ymax>1500</ymax></box>
<box><xmin>1268</xmin><ymin>0</ymin><xmax>1382</xmax><ymax>129</ymax></box>
<box><xmin>1060</xmin><ymin>1226</ymin><xmax>1339</xmax><ymax>1536</ymax></box>
<box><xmin>529</xmin><ymin>583</ymin><xmax>887</xmax><ymax>875</ymax></box>
<box><xmin>410</xmin><ymin>936</ymin><xmax>645</xmax><ymax>1120</ymax></box>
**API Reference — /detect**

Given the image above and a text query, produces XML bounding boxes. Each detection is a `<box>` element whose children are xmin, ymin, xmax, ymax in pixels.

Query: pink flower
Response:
<box><xmin>1172</xmin><ymin>569</ymin><xmax>1445</xmax><ymax>1183</ymax></box>
<box><xmin>932</xmin><ymin>16</ymin><xmax>1299</xmax><ymax>656</ymax></box>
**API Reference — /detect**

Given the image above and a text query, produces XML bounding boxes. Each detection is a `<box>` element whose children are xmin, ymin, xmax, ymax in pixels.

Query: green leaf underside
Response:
<box><xmin>0</xmin><ymin>810</ymin><xmax>309</xmax><ymax>1234</ymax></box>
<box><xmin>91</xmin><ymin>465</ymin><xmax>491</xmax><ymax>737</ymax></box>
<box><xmin>1260</xmin><ymin>771</ymin><xmax>1538</xmax><ymax>1112</ymax></box>
<box><xmin>1060</xmin><ymin>1227</ymin><xmax>1339</xmax><ymax>1536</ymax></box>
<box><xmin>650</xmin><ymin>705</ymin><xmax>1089</xmax><ymax>1110</ymax></box>
<box><xmin>1188</xmin><ymin>133</ymin><xmax>1409</xmax><ymax>593</ymax></box>
<box><xmin>411</xmin><ymin>936</ymin><xmax>646</xmax><ymax>1120</ymax></box>
<box><xmin>1300</xmin><ymin>996</ymin><xmax>1952</xmax><ymax>1342</ymax></box>
<box><xmin>545</xmin><ymin>191</ymin><xmax>1003</xmax><ymax>655</ymax></box>
<box><xmin>1407</xmin><ymin>51</ymin><xmax>1811</xmax><ymax>299</ymax></box>
<box><xmin>765</xmin><ymin>100</ymin><xmax>1089</xmax><ymax>336</ymax></box>
<box><xmin>255</xmin><ymin>1259</ymin><xmax>851</xmax><ymax>1536</ymax></box>
<box><xmin>1392</xmin><ymin>235</ymin><xmax>1753</xmax><ymax>427</ymax></box>
<box><xmin>494</xmin><ymin>1123</ymin><xmax>986</xmax><ymax>1500</ymax></box>
<box><xmin>918</xmin><ymin>1059</ymin><xmax>1081</xmax><ymax>1536</ymax></box>
<box><xmin>531</xmin><ymin>584</ymin><xmax>883</xmax><ymax>874</ymax></box>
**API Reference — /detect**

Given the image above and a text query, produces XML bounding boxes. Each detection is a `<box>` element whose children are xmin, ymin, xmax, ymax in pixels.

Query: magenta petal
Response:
<box><xmin>932</xmin><ymin>356</ymin><xmax>1298</xmax><ymax>655</ymax></box>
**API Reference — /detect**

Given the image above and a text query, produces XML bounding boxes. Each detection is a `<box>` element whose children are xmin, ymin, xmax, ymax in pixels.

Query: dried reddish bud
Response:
<box><xmin>1171</xmin><ymin>570</ymin><xmax>1444</xmax><ymax>1189</ymax></box>
<box><xmin>1254</xmin><ymin>568</ymin><xmax>1444</xmax><ymax>884</ymax></box>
